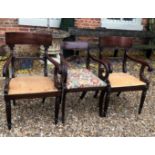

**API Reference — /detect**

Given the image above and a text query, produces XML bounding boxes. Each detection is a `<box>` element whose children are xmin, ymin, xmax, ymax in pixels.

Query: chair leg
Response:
<box><xmin>94</xmin><ymin>90</ymin><xmax>99</xmax><ymax>98</ymax></box>
<box><xmin>5</xmin><ymin>99</ymin><xmax>12</xmax><ymax>130</ymax></box>
<box><xmin>55</xmin><ymin>97</ymin><xmax>60</xmax><ymax>124</ymax></box>
<box><xmin>61</xmin><ymin>92</ymin><xmax>66</xmax><ymax>124</ymax></box>
<box><xmin>103</xmin><ymin>89</ymin><xmax>111</xmax><ymax>117</ymax></box>
<box><xmin>99</xmin><ymin>90</ymin><xmax>106</xmax><ymax>117</ymax></box>
<box><xmin>80</xmin><ymin>91</ymin><xmax>87</xmax><ymax>100</ymax></box>
<box><xmin>138</xmin><ymin>89</ymin><xmax>147</xmax><ymax>114</ymax></box>
<box><xmin>117</xmin><ymin>92</ymin><xmax>121</xmax><ymax>97</ymax></box>
<box><xmin>114</xmin><ymin>49</ymin><xmax>119</xmax><ymax>57</ymax></box>
<box><xmin>12</xmin><ymin>100</ymin><xmax>16</xmax><ymax>106</ymax></box>
<box><xmin>42</xmin><ymin>98</ymin><xmax>46</xmax><ymax>103</ymax></box>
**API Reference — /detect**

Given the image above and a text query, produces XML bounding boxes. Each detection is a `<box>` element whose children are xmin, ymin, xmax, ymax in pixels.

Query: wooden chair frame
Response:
<box><xmin>98</xmin><ymin>36</ymin><xmax>153</xmax><ymax>117</ymax></box>
<box><xmin>60</xmin><ymin>41</ymin><xmax>109</xmax><ymax>123</ymax></box>
<box><xmin>3</xmin><ymin>32</ymin><xmax>63</xmax><ymax>129</ymax></box>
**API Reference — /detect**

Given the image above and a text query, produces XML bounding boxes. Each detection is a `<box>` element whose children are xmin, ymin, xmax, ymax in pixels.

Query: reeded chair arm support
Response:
<box><xmin>2</xmin><ymin>55</ymin><xmax>13</xmax><ymax>78</ymax></box>
<box><xmin>126</xmin><ymin>53</ymin><xmax>153</xmax><ymax>85</ymax></box>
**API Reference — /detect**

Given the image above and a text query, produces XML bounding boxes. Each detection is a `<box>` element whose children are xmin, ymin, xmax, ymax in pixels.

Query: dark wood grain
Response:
<box><xmin>99</xmin><ymin>36</ymin><xmax>133</xmax><ymax>48</ymax></box>
<box><xmin>6</xmin><ymin>32</ymin><xmax>52</xmax><ymax>46</ymax></box>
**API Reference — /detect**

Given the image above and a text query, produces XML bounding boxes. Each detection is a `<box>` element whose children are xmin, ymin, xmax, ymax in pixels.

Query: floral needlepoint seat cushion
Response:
<box><xmin>67</xmin><ymin>68</ymin><xmax>106</xmax><ymax>89</ymax></box>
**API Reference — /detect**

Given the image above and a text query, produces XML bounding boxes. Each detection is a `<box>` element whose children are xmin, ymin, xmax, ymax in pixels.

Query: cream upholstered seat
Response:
<box><xmin>9</xmin><ymin>76</ymin><xmax>58</xmax><ymax>95</ymax></box>
<box><xmin>109</xmin><ymin>72</ymin><xmax>146</xmax><ymax>88</ymax></box>
<box><xmin>67</xmin><ymin>68</ymin><xmax>106</xmax><ymax>89</ymax></box>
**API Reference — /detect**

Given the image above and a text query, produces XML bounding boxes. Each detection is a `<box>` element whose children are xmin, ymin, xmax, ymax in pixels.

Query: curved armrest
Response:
<box><xmin>47</xmin><ymin>55</ymin><xmax>62</xmax><ymax>88</ymax></box>
<box><xmin>126</xmin><ymin>53</ymin><xmax>153</xmax><ymax>72</ymax></box>
<box><xmin>101</xmin><ymin>57</ymin><xmax>113</xmax><ymax>73</ymax></box>
<box><xmin>61</xmin><ymin>63</ymin><xmax>68</xmax><ymax>87</ymax></box>
<box><xmin>59</xmin><ymin>53</ymin><xmax>71</xmax><ymax>67</ymax></box>
<box><xmin>2</xmin><ymin>55</ymin><xmax>12</xmax><ymax>77</ymax></box>
<box><xmin>47</xmin><ymin>54</ymin><xmax>68</xmax><ymax>89</ymax></box>
<box><xmin>59</xmin><ymin>53</ymin><xmax>68</xmax><ymax>86</ymax></box>
<box><xmin>126</xmin><ymin>53</ymin><xmax>153</xmax><ymax>85</ymax></box>
<box><xmin>88</xmin><ymin>54</ymin><xmax>110</xmax><ymax>82</ymax></box>
<box><xmin>47</xmin><ymin>55</ymin><xmax>60</xmax><ymax>69</ymax></box>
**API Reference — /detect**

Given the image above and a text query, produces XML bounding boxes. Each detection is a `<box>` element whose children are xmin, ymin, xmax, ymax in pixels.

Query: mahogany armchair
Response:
<box><xmin>60</xmin><ymin>41</ymin><xmax>109</xmax><ymax>123</ymax></box>
<box><xmin>3</xmin><ymin>32</ymin><xmax>62</xmax><ymax>129</ymax></box>
<box><xmin>98</xmin><ymin>36</ymin><xmax>153</xmax><ymax>117</ymax></box>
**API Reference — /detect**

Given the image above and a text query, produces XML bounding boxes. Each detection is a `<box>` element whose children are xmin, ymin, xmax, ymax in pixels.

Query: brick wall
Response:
<box><xmin>75</xmin><ymin>18</ymin><xmax>100</xmax><ymax>29</ymax></box>
<box><xmin>0</xmin><ymin>19</ymin><xmax>26</xmax><ymax>45</ymax></box>
<box><xmin>75</xmin><ymin>18</ymin><xmax>101</xmax><ymax>44</ymax></box>
<box><xmin>75</xmin><ymin>18</ymin><xmax>148</xmax><ymax>44</ymax></box>
<box><xmin>75</xmin><ymin>18</ymin><xmax>148</xmax><ymax>29</ymax></box>
<box><xmin>0</xmin><ymin>18</ymin><xmax>149</xmax><ymax>46</ymax></box>
<box><xmin>0</xmin><ymin>18</ymin><xmax>101</xmax><ymax>46</ymax></box>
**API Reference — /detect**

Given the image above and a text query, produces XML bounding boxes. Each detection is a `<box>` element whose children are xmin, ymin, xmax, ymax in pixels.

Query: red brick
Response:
<box><xmin>75</xmin><ymin>18</ymin><xmax>101</xmax><ymax>29</ymax></box>
<box><xmin>0</xmin><ymin>27</ymin><xmax>6</xmax><ymax>31</ymax></box>
<box><xmin>0</xmin><ymin>40</ymin><xmax>5</xmax><ymax>46</ymax></box>
<box><xmin>6</xmin><ymin>27</ymin><xmax>19</xmax><ymax>31</ymax></box>
<box><xmin>19</xmin><ymin>27</ymin><xmax>30</xmax><ymax>32</ymax></box>
<box><xmin>0</xmin><ymin>31</ymin><xmax>5</xmax><ymax>35</ymax></box>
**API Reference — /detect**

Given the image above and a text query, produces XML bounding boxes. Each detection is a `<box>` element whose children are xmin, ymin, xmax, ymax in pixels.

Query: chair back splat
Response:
<box><xmin>6</xmin><ymin>32</ymin><xmax>52</xmax><ymax>46</ymax></box>
<box><xmin>99</xmin><ymin>36</ymin><xmax>133</xmax><ymax>49</ymax></box>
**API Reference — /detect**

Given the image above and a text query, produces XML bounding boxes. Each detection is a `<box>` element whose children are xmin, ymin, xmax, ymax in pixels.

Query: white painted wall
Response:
<box><xmin>18</xmin><ymin>18</ymin><xmax>61</xmax><ymax>28</ymax></box>
<box><xmin>101</xmin><ymin>18</ymin><xmax>143</xmax><ymax>30</ymax></box>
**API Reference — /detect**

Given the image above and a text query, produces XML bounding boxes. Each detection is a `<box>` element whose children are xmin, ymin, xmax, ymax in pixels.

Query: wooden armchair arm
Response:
<box><xmin>47</xmin><ymin>55</ymin><xmax>60</xmax><ymax>70</ymax></box>
<box><xmin>47</xmin><ymin>54</ymin><xmax>68</xmax><ymax>89</ymax></box>
<box><xmin>59</xmin><ymin>53</ymin><xmax>71</xmax><ymax>67</ymax></box>
<box><xmin>125</xmin><ymin>53</ymin><xmax>153</xmax><ymax>85</ymax></box>
<box><xmin>100</xmin><ymin>57</ymin><xmax>113</xmax><ymax>73</ymax></box>
<box><xmin>47</xmin><ymin>55</ymin><xmax>62</xmax><ymax>89</ymax></box>
<box><xmin>126</xmin><ymin>53</ymin><xmax>153</xmax><ymax>72</ymax></box>
<box><xmin>2</xmin><ymin>55</ymin><xmax>12</xmax><ymax>77</ymax></box>
<box><xmin>88</xmin><ymin>53</ymin><xmax>110</xmax><ymax>82</ymax></box>
<box><xmin>59</xmin><ymin>53</ymin><xmax>68</xmax><ymax>87</ymax></box>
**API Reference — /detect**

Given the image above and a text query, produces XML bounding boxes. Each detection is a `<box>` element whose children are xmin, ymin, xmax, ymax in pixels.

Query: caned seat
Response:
<box><xmin>8</xmin><ymin>76</ymin><xmax>58</xmax><ymax>95</ymax></box>
<box><xmin>67</xmin><ymin>68</ymin><xmax>106</xmax><ymax>89</ymax></box>
<box><xmin>109</xmin><ymin>72</ymin><xmax>146</xmax><ymax>88</ymax></box>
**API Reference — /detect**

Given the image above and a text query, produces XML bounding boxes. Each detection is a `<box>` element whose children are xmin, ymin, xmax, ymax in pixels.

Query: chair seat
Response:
<box><xmin>8</xmin><ymin>76</ymin><xmax>58</xmax><ymax>95</ymax></box>
<box><xmin>109</xmin><ymin>72</ymin><xmax>146</xmax><ymax>88</ymax></box>
<box><xmin>67</xmin><ymin>68</ymin><xmax>106</xmax><ymax>89</ymax></box>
